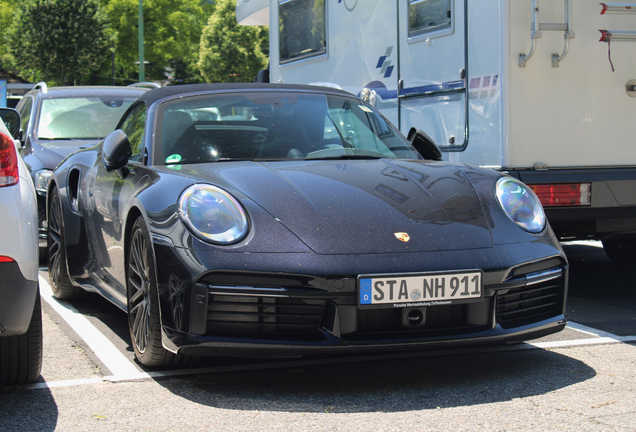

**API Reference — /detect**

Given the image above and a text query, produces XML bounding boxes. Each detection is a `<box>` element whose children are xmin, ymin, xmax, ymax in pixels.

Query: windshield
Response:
<box><xmin>37</xmin><ymin>96</ymin><xmax>137</xmax><ymax>141</ymax></box>
<box><xmin>156</xmin><ymin>92</ymin><xmax>419</xmax><ymax>165</ymax></box>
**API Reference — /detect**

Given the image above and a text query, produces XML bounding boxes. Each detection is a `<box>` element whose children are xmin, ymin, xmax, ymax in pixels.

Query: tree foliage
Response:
<box><xmin>198</xmin><ymin>0</ymin><xmax>268</xmax><ymax>83</ymax></box>
<box><xmin>98</xmin><ymin>0</ymin><xmax>215</xmax><ymax>85</ymax></box>
<box><xmin>1</xmin><ymin>0</ymin><xmax>270</xmax><ymax>86</ymax></box>
<box><xmin>0</xmin><ymin>0</ymin><xmax>20</xmax><ymax>65</ymax></box>
<box><xmin>6</xmin><ymin>0</ymin><xmax>110</xmax><ymax>85</ymax></box>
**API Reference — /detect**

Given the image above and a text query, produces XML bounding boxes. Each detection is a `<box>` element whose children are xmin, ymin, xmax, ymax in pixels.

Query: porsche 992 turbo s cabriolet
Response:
<box><xmin>46</xmin><ymin>83</ymin><xmax>568</xmax><ymax>367</ymax></box>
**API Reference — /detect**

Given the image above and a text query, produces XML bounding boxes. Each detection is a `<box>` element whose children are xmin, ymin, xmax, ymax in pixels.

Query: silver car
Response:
<box><xmin>0</xmin><ymin>107</ymin><xmax>41</xmax><ymax>385</ymax></box>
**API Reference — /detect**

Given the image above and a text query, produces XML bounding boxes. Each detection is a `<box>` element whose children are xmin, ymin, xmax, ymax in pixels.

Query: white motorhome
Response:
<box><xmin>238</xmin><ymin>0</ymin><xmax>636</xmax><ymax>264</ymax></box>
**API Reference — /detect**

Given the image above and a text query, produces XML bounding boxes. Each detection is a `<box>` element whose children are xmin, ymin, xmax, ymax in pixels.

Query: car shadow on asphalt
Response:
<box><xmin>151</xmin><ymin>347</ymin><xmax>595</xmax><ymax>413</ymax></box>
<box><xmin>0</xmin><ymin>386</ymin><xmax>58</xmax><ymax>431</ymax></box>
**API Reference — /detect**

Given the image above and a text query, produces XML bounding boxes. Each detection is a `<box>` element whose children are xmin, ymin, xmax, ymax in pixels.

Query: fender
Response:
<box><xmin>48</xmin><ymin>149</ymin><xmax>98</xmax><ymax>278</ymax></box>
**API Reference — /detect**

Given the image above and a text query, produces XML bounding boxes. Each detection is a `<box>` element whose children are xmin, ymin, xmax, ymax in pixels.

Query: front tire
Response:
<box><xmin>47</xmin><ymin>187</ymin><xmax>84</xmax><ymax>299</ymax></box>
<box><xmin>0</xmin><ymin>292</ymin><xmax>43</xmax><ymax>386</ymax></box>
<box><xmin>127</xmin><ymin>216</ymin><xmax>192</xmax><ymax>368</ymax></box>
<box><xmin>602</xmin><ymin>238</ymin><xmax>636</xmax><ymax>266</ymax></box>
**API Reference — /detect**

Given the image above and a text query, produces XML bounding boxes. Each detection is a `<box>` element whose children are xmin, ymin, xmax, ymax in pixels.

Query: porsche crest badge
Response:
<box><xmin>394</xmin><ymin>232</ymin><xmax>410</xmax><ymax>243</ymax></box>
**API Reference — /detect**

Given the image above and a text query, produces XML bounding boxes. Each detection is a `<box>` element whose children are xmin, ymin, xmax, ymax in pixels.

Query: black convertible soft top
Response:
<box><xmin>136</xmin><ymin>83</ymin><xmax>354</xmax><ymax>105</ymax></box>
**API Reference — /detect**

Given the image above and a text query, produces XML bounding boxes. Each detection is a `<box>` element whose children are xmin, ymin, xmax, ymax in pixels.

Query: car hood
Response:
<box><xmin>182</xmin><ymin>160</ymin><xmax>495</xmax><ymax>255</ymax></box>
<box><xmin>33</xmin><ymin>139</ymin><xmax>100</xmax><ymax>168</ymax></box>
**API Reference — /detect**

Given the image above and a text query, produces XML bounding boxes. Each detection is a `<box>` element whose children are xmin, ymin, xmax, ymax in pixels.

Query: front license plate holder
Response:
<box><xmin>358</xmin><ymin>270</ymin><xmax>483</xmax><ymax>309</ymax></box>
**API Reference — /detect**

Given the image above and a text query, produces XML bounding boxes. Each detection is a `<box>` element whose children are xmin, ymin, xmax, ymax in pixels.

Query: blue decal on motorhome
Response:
<box><xmin>377</xmin><ymin>47</ymin><xmax>394</xmax><ymax>78</ymax></box>
<box><xmin>400</xmin><ymin>80</ymin><xmax>465</xmax><ymax>97</ymax></box>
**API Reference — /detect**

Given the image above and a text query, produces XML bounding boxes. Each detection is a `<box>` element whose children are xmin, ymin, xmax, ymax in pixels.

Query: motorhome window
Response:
<box><xmin>279</xmin><ymin>0</ymin><xmax>326</xmax><ymax>63</ymax></box>
<box><xmin>408</xmin><ymin>0</ymin><xmax>452</xmax><ymax>37</ymax></box>
<box><xmin>401</xmin><ymin>92</ymin><xmax>465</xmax><ymax>148</ymax></box>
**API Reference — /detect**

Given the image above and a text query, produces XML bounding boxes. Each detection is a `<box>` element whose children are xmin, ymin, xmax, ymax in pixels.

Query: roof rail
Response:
<box><xmin>128</xmin><ymin>82</ymin><xmax>161</xmax><ymax>89</ymax></box>
<box><xmin>33</xmin><ymin>82</ymin><xmax>48</xmax><ymax>94</ymax></box>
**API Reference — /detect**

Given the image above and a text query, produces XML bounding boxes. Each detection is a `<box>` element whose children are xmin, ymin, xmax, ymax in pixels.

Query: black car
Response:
<box><xmin>47</xmin><ymin>83</ymin><xmax>568</xmax><ymax>367</ymax></box>
<box><xmin>16</xmin><ymin>83</ymin><xmax>152</xmax><ymax>255</ymax></box>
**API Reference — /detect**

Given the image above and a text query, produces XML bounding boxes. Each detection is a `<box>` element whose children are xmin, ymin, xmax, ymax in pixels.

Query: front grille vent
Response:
<box><xmin>497</xmin><ymin>267</ymin><xmax>565</xmax><ymax>329</ymax></box>
<box><xmin>207</xmin><ymin>294</ymin><xmax>325</xmax><ymax>335</ymax></box>
<box><xmin>347</xmin><ymin>303</ymin><xmax>489</xmax><ymax>341</ymax></box>
<box><xmin>357</xmin><ymin>304</ymin><xmax>467</xmax><ymax>333</ymax></box>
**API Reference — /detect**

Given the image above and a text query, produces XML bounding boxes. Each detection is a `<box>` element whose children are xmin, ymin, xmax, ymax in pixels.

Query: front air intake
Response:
<box><xmin>207</xmin><ymin>294</ymin><xmax>325</xmax><ymax>335</ymax></box>
<box><xmin>496</xmin><ymin>267</ymin><xmax>566</xmax><ymax>329</ymax></box>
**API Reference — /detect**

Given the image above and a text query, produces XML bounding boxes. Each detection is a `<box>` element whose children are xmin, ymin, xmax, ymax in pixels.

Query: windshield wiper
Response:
<box><xmin>180</xmin><ymin>158</ymin><xmax>285</xmax><ymax>163</ymax></box>
<box><xmin>313</xmin><ymin>154</ymin><xmax>384</xmax><ymax>160</ymax></box>
<box><xmin>38</xmin><ymin>137</ymin><xmax>100</xmax><ymax>140</ymax></box>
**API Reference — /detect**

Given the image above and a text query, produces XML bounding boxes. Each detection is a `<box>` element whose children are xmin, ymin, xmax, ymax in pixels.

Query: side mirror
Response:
<box><xmin>256</xmin><ymin>69</ymin><xmax>270</xmax><ymax>83</ymax></box>
<box><xmin>0</xmin><ymin>108</ymin><xmax>21</xmax><ymax>139</ymax></box>
<box><xmin>102</xmin><ymin>129</ymin><xmax>131</xmax><ymax>174</ymax></box>
<box><xmin>407</xmin><ymin>127</ymin><xmax>443</xmax><ymax>161</ymax></box>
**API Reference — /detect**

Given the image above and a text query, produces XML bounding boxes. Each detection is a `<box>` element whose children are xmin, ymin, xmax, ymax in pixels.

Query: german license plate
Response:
<box><xmin>358</xmin><ymin>270</ymin><xmax>483</xmax><ymax>308</ymax></box>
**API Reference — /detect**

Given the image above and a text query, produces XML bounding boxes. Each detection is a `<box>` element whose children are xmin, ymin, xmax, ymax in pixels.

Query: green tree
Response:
<box><xmin>0</xmin><ymin>0</ymin><xmax>20</xmax><ymax>67</ymax></box>
<box><xmin>98</xmin><ymin>0</ymin><xmax>215</xmax><ymax>85</ymax></box>
<box><xmin>6</xmin><ymin>0</ymin><xmax>110</xmax><ymax>86</ymax></box>
<box><xmin>198</xmin><ymin>0</ymin><xmax>268</xmax><ymax>83</ymax></box>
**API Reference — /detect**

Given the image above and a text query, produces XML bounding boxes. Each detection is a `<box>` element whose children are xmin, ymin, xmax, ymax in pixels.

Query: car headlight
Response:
<box><xmin>178</xmin><ymin>184</ymin><xmax>249</xmax><ymax>245</ymax></box>
<box><xmin>34</xmin><ymin>169</ymin><xmax>53</xmax><ymax>194</ymax></box>
<box><xmin>496</xmin><ymin>177</ymin><xmax>546</xmax><ymax>233</ymax></box>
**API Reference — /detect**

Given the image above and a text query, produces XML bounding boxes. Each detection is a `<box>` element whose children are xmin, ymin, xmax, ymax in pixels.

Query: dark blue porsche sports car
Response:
<box><xmin>47</xmin><ymin>84</ymin><xmax>568</xmax><ymax>367</ymax></box>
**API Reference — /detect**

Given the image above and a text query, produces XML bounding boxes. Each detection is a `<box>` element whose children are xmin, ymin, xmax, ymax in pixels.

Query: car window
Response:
<box><xmin>119</xmin><ymin>103</ymin><xmax>146</xmax><ymax>163</ymax></box>
<box><xmin>37</xmin><ymin>96</ymin><xmax>137</xmax><ymax>142</ymax></box>
<box><xmin>325</xmin><ymin>99</ymin><xmax>406</xmax><ymax>156</ymax></box>
<box><xmin>156</xmin><ymin>92</ymin><xmax>419</xmax><ymax>165</ymax></box>
<box><xmin>18</xmin><ymin>96</ymin><xmax>33</xmax><ymax>136</ymax></box>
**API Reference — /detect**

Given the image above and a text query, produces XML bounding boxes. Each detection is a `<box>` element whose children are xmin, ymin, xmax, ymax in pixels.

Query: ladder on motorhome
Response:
<box><xmin>599</xmin><ymin>3</ymin><xmax>636</xmax><ymax>44</ymax></box>
<box><xmin>519</xmin><ymin>0</ymin><xmax>575</xmax><ymax>68</ymax></box>
<box><xmin>598</xmin><ymin>3</ymin><xmax>636</xmax><ymax>83</ymax></box>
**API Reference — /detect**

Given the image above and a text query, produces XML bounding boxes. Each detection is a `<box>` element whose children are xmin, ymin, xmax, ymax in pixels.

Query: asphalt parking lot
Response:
<box><xmin>1</xmin><ymin>241</ymin><xmax>635</xmax><ymax>431</ymax></box>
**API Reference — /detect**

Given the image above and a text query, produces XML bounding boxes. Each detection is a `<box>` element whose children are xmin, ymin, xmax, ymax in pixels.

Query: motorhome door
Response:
<box><xmin>398</xmin><ymin>0</ymin><xmax>467</xmax><ymax>150</ymax></box>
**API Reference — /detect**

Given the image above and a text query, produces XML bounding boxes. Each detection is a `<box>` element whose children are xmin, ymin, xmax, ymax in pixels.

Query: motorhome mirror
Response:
<box><xmin>407</xmin><ymin>127</ymin><xmax>443</xmax><ymax>161</ymax></box>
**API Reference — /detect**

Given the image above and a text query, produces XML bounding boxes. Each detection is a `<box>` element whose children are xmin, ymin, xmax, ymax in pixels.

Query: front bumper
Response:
<box><xmin>153</xmin><ymin>239</ymin><xmax>569</xmax><ymax>358</ymax></box>
<box><xmin>165</xmin><ymin>317</ymin><xmax>567</xmax><ymax>358</ymax></box>
<box><xmin>0</xmin><ymin>261</ymin><xmax>39</xmax><ymax>337</ymax></box>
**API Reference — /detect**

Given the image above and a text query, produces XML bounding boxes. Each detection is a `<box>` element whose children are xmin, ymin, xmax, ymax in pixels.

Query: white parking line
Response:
<box><xmin>32</xmin><ymin>274</ymin><xmax>635</xmax><ymax>392</ymax></box>
<box><xmin>562</xmin><ymin>240</ymin><xmax>604</xmax><ymax>248</ymax></box>
<box><xmin>531</xmin><ymin>335</ymin><xmax>636</xmax><ymax>349</ymax></box>
<box><xmin>566</xmin><ymin>321</ymin><xmax>627</xmax><ymax>339</ymax></box>
<box><xmin>38</xmin><ymin>275</ymin><xmax>149</xmax><ymax>381</ymax></box>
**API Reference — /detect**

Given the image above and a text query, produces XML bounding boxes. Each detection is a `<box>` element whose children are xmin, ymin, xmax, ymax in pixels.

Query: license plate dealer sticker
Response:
<box><xmin>358</xmin><ymin>270</ymin><xmax>483</xmax><ymax>308</ymax></box>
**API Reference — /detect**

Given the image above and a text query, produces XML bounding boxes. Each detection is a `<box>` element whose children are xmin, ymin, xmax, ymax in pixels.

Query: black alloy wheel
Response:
<box><xmin>47</xmin><ymin>187</ymin><xmax>83</xmax><ymax>299</ymax></box>
<box><xmin>127</xmin><ymin>216</ymin><xmax>191</xmax><ymax>368</ymax></box>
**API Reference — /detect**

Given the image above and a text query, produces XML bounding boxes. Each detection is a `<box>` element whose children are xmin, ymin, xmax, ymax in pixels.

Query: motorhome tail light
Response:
<box><xmin>0</xmin><ymin>132</ymin><xmax>19</xmax><ymax>187</ymax></box>
<box><xmin>0</xmin><ymin>256</ymin><xmax>15</xmax><ymax>263</ymax></box>
<box><xmin>528</xmin><ymin>183</ymin><xmax>591</xmax><ymax>207</ymax></box>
